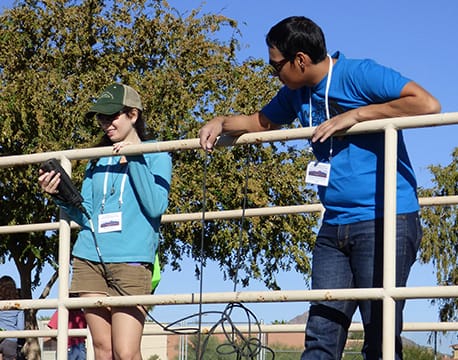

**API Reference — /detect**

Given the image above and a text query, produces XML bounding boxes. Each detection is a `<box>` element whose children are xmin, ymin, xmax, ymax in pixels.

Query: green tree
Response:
<box><xmin>176</xmin><ymin>334</ymin><xmax>303</xmax><ymax>360</ymax></box>
<box><xmin>0</xmin><ymin>0</ymin><xmax>318</xmax><ymax>350</ymax></box>
<box><xmin>342</xmin><ymin>342</ymin><xmax>436</xmax><ymax>360</ymax></box>
<box><xmin>403</xmin><ymin>345</ymin><xmax>435</xmax><ymax>360</ymax></box>
<box><xmin>176</xmin><ymin>335</ymin><xmax>237</xmax><ymax>360</ymax></box>
<box><xmin>267</xmin><ymin>343</ymin><xmax>303</xmax><ymax>359</ymax></box>
<box><xmin>418</xmin><ymin>147</ymin><xmax>458</xmax><ymax>321</ymax></box>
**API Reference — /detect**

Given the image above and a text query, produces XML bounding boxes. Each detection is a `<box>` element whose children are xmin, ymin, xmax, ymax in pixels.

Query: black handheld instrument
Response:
<box><xmin>40</xmin><ymin>158</ymin><xmax>84</xmax><ymax>208</ymax></box>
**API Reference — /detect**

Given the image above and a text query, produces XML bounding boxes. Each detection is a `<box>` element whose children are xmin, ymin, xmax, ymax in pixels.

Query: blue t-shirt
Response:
<box><xmin>261</xmin><ymin>52</ymin><xmax>419</xmax><ymax>225</ymax></box>
<box><xmin>61</xmin><ymin>145</ymin><xmax>172</xmax><ymax>263</ymax></box>
<box><xmin>0</xmin><ymin>309</ymin><xmax>24</xmax><ymax>342</ymax></box>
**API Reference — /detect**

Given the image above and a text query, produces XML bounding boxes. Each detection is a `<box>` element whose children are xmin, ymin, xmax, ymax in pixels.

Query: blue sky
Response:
<box><xmin>1</xmin><ymin>0</ymin><xmax>457</xmax><ymax>355</ymax></box>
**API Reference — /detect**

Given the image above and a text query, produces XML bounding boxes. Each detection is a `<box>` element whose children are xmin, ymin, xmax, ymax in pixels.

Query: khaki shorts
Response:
<box><xmin>70</xmin><ymin>257</ymin><xmax>152</xmax><ymax>297</ymax></box>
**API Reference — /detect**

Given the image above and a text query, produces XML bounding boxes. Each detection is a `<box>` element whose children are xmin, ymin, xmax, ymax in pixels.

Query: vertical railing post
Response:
<box><xmin>56</xmin><ymin>156</ymin><xmax>72</xmax><ymax>360</ymax></box>
<box><xmin>382</xmin><ymin>125</ymin><xmax>398</xmax><ymax>359</ymax></box>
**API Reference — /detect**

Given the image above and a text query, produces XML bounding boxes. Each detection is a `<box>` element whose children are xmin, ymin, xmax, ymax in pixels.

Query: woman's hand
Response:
<box><xmin>113</xmin><ymin>141</ymin><xmax>132</xmax><ymax>153</ymax></box>
<box><xmin>38</xmin><ymin>169</ymin><xmax>61</xmax><ymax>195</ymax></box>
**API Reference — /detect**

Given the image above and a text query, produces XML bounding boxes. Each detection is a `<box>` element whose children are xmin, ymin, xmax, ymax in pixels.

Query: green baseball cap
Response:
<box><xmin>85</xmin><ymin>83</ymin><xmax>143</xmax><ymax>118</ymax></box>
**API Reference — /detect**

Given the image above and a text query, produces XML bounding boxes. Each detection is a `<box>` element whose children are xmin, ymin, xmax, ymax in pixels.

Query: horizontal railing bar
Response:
<box><xmin>2</xmin><ymin>321</ymin><xmax>457</xmax><ymax>340</ymax></box>
<box><xmin>244</xmin><ymin>322</ymin><xmax>458</xmax><ymax>333</ymax></box>
<box><xmin>418</xmin><ymin>195</ymin><xmax>458</xmax><ymax>206</ymax></box>
<box><xmin>389</xmin><ymin>286</ymin><xmax>458</xmax><ymax>299</ymax></box>
<box><xmin>140</xmin><ymin>322</ymin><xmax>458</xmax><ymax>334</ymax></box>
<box><xmin>0</xmin><ymin>298</ymin><xmax>58</xmax><ymax>310</ymax></box>
<box><xmin>0</xmin><ymin>289</ymin><xmax>384</xmax><ymax>310</ymax></box>
<box><xmin>0</xmin><ymin>196</ymin><xmax>456</xmax><ymax>235</ymax></box>
<box><xmin>0</xmin><ymin>113</ymin><xmax>457</xmax><ymax>168</ymax></box>
<box><xmin>161</xmin><ymin>203</ymin><xmax>324</xmax><ymax>222</ymax></box>
<box><xmin>0</xmin><ymin>139</ymin><xmax>202</xmax><ymax>166</ymax></box>
<box><xmin>2</xmin><ymin>285</ymin><xmax>458</xmax><ymax>311</ymax></box>
<box><xmin>0</xmin><ymin>221</ymin><xmax>77</xmax><ymax>234</ymax></box>
<box><xmin>215</xmin><ymin>112</ymin><xmax>458</xmax><ymax>146</ymax></box>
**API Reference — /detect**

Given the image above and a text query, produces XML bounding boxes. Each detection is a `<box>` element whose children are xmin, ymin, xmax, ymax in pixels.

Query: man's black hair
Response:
<box><xmin>266</xmin><ymin>16</ymin><xmax>327</xmax><ymax>64</ymax></box>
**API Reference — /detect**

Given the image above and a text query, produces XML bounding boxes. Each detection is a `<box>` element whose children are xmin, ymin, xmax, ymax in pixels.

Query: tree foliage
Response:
<box><xmin>174</xmin><ymin>334</ymin><xmax>439</xmax><ymax>360</ymax></box>
<box><xmin>0</xmin><ymin>0</ymin><xmax>318</xmax><ymax>313</ymax></box>
<box><xmin>342</xmin><ymin>340</ymin><xmax>437</xmax><ymax>360</ymax></box>
<box><xmin>418</xmin><ymin>147</ymin><xmax>458</xmax><ymax>321</ymax></box>
<box><xmin>402</xmin><ymin>345</ymin><xmax>436</xmax><ymax>360</ymax></box>
<box><xmin>175</xmin><ymin>334</ymin><xmax>304</xmax><ymax>360</ymax></box>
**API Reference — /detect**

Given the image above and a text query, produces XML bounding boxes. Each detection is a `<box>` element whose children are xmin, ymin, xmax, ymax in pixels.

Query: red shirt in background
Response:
<box><xmin>47</xmin><ymin>310</ymin><xmax>87</xmax><ymax>347</ymax></box>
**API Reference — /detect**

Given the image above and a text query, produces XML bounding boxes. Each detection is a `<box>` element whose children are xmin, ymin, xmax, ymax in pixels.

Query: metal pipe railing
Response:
<box><xmin>0</xmin><ymin>112</ymin><xmax>457</xmax><ymax>168</ymax></box>
<box><xmin>383</xmin><ymin>124</ymin><xmax>398</xmax><ymax>357</ymax></box>
<box><xmin>3</xmin><ymin>320</ymin><xmax>458</xmax><ymax>340</ymax></box>
<box><xmin>0</xmin><ymin>112</ymin><xmax>457</xmax><ymax>359</ymax></box>
<box><xmin>0</xmin><ymin>195</ymin><xmax>456</xmax><ymax>234</ymax></box>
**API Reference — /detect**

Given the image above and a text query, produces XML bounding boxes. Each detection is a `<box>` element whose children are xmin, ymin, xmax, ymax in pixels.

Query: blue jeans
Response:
<box><xmin>301</xmin><ymin>212</ymin><xmax>422</xmax><ymax>360</ymax></box>
<box><xmin>68</xmin><ymin>342</ymin><xmax>86</xmax><ymax>360</ymax></box>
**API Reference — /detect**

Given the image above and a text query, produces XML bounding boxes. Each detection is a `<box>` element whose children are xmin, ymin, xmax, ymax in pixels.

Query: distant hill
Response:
<box><xmin>287</xmin><ymin>311</ymin><xmax>308</xmax><ymax>325</ymax></box>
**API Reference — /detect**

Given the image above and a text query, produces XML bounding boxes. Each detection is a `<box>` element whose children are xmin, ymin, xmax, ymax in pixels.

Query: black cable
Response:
<box><xmin>160</xmin><ymin>148</ymin><xmax>276</xmax><ymax>360</ymax></box>
<box><xmin>145</xmin><ymin>150</ymin><xmax>276</xmax><ymax>359</ymax></box>
<box><xmin>160</xmin><ymin>302</ymin><xmax>275</xmax><ymax>359</ymax></box>
<box><xmin>195</xmin><ymin>149</ymin><xmax>210</xmax><ymax>360</ymax></box>
<box><xmin>233</xmin><ymin>152</ymin><xmax>251</xmax><ymax>293</ymax></box>
<box><xmin>49</xmin><ymin>156</ymin><xmax>276</xmax><ymax>359</ymax></box>
<box><xmin>85</xmin><ymin>216</ymin><xmax>125</xmax><ymax>297</ymax></box>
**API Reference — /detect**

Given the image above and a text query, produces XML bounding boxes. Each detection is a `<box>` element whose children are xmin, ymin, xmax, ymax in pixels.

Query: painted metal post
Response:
<box><xmin>56</xmin><ymin>157</ymin><xmax>72</xmax><ymax>360</ymax></box>
<box><xmin>383</xmin><ymin>125</ymin><xmax>398</xmax><ymax>359</ymax></box>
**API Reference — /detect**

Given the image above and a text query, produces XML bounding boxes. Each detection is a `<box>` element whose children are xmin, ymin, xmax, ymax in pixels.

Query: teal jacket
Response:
<box><xmin>60</xmin><ymin>149</ymin><xmax>172</xmax><ymax>264</ymax></box>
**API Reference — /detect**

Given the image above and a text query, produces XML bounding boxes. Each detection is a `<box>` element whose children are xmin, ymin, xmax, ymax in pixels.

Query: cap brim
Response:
<box><xmin>85</xmin><ymin>103</ymin><xmax>124</xmax><ymax>118</ymax></box>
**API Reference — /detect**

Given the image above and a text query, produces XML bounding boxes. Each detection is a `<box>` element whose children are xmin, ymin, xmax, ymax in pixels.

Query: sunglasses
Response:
<box><xmin>269</xmin><ymin>58</ymin><xmax>290</xmax><ymax>76</ymax></box>
<box><xmin>96</xmin><ymin>111</ymin><xmax>123</xmax><ymax>125</ymax></box>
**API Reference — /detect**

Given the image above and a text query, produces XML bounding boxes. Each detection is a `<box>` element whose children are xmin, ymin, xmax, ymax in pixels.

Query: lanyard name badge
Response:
<box><xmin>305</xmin><ymin>54</ymin><xmax>334</xmax><ymax>187</ymax></box>
<box><xmin>98</xmin><ymin>157</ymin><xmax>128</xmax><ymax>233</ymax></box>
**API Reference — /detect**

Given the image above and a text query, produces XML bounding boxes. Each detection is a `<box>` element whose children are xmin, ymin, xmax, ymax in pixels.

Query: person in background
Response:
<box><xmin>199</xmin><ymin>16</ymin><xmax>440</xmax><ymax>360</ymax></box>
<box><xmin>39</xmin><ymin>83</ymin><xmax>172</xmax><ymax>360</ymax></box>
<box><xmin>0</xmin><ymin>276</ymin><xmax>24</xmax><ymax>360</ymax></box>
<box><xmin>47</xmin><ymin>307</ymin><xmax>87</xmax><ymax>360</ymax></box>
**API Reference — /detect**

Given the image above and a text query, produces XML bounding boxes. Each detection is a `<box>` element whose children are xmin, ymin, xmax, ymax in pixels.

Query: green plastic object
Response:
<box><xmin>151</xmin><ymin>252</ymin><xmax>161</xmax><ymax>293</ymax></box>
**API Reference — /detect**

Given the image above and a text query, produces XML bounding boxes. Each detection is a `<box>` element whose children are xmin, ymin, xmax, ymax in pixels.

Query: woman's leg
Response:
<box><xmin>111</xmin><ymin>306</ymin><xmax>146</xmax><ymax>360</ymax></box>
<box><xmin>82</xmin><ymin>294</ymin><xmax>113</xmax><ymax>360</ymax></box>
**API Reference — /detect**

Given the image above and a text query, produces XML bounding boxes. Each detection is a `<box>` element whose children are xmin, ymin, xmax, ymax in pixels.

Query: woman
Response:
<box><xmin>39</xmin><ymin>83</ymin><xmax>172</xmax><ymax>360</ymax></box>
<box><xmin>0</xmin><ymin>276</ymin><xmax>24</xmax><ymax>360</ymax></box>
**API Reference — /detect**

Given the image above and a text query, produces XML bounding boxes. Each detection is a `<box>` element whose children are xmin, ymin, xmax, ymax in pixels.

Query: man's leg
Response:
<box><xmin>302</xmin><ymin>223</ymin><xmax>357</xmax><ymax>360</ymax></box>
<box><xmin>352</xmin><ymin>213</ymin><xmax>422</xmax><ymax>360</ymax></box>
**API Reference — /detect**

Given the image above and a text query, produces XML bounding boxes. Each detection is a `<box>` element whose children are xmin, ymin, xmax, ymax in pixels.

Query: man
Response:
<box><xmin>199</xmin><ymin>16</ymin><xmax>440</xmax><ymax>360</ymax></box>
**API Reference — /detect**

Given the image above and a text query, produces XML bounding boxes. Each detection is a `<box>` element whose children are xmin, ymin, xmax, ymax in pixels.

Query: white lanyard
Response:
<box><xmin>101</xmin><ymin>157</ymin><xmax>128</xmax><ymax>212</ymax></box>
<box><xmin>308</xmin><ymin>53</ymin><xmax>334</xmax><ymax>159</ymax></box>
<box><xmin>308</xmin><ymin>53</ymin><xmax>334</xmax><ymax>126</ymax></box>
